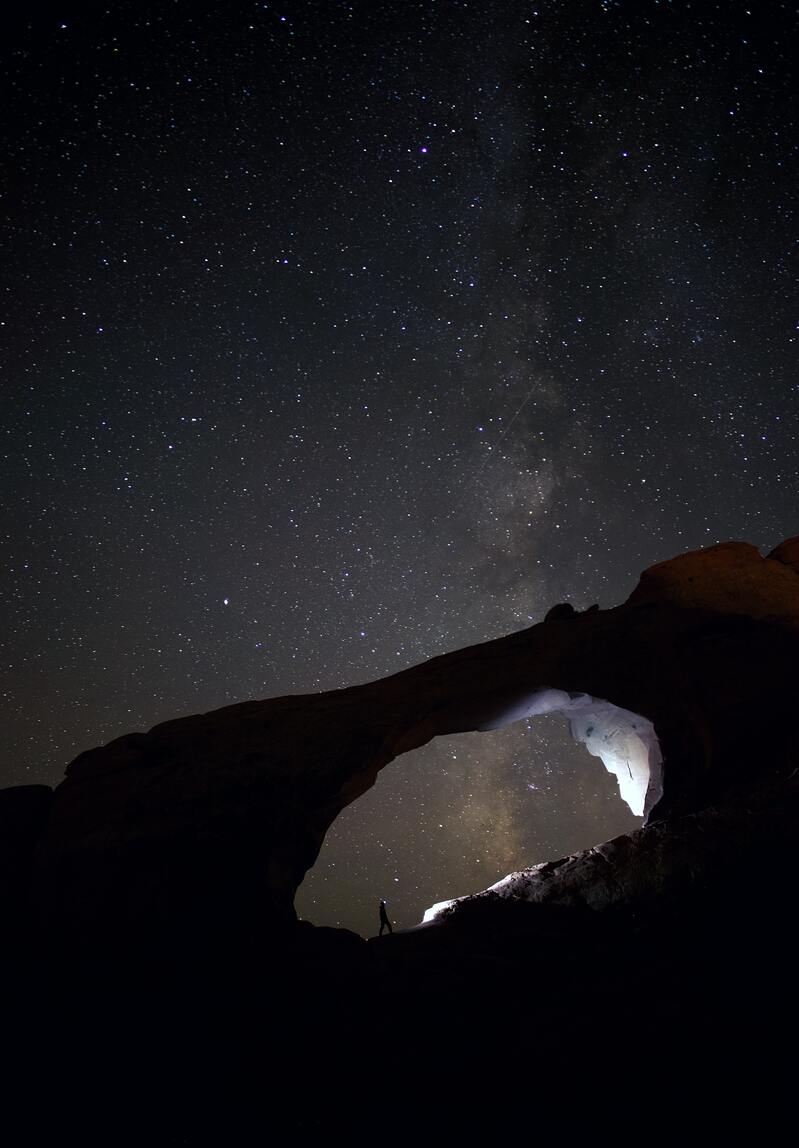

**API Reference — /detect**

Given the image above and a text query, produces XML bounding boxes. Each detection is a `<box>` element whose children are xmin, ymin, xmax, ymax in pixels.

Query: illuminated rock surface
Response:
<box><xmin>19</xmin><ymin>536</ymin><xmax>798</xmax><ymax>944</ymax></box>
<box><xmin>3</xmin><ymin>537</ymin><xmax>798</xmax><ymax>1135</ymax></box>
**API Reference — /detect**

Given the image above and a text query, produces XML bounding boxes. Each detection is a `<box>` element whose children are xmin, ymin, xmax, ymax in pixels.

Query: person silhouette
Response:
<box><xmin>379</xmin><ymin>898</ymin><xmax>393</xmax><ymax>936</ymax></box>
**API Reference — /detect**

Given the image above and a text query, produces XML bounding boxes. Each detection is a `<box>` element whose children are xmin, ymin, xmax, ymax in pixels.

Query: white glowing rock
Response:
<box><xmin>420</xmin><ymin>691</ymin><xmax>663</xmax><ymax>924</ymax></box>
<box><xmin>565</xmin><ymin>697</ymin><xmax>659</xmax><ymax>817</ymax></box>
<box><xmin>421</xmin><ymin>899</ymin><xmax>457</xmax><ymax>924</ymax></box>
<box><xmin>484</xmin><ymin>689</ymin><xmax>661</xmax><ymax>817</ymax></box>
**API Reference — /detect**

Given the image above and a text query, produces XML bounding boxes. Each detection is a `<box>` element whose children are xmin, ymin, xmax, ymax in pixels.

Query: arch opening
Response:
<box><xmin>296</xmin><ymin>692</ymin><xmax>660</xmax><ymax>937</ymax></box>
<box><xmin>476</xmin><ymin>689</ymin><xmax>663</xmax><ymax>820</ymax></box>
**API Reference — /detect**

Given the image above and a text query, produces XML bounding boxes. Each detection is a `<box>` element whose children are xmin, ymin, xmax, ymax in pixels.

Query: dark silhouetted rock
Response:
<box><xmin>544</xmin><ymin>601</ymin><xmax>577</xmax><ymax>620</ymax></box>
<box><xmin>3</xmin><ymin>538</ymin><xmax>798</xmax><ymax>1137</ymax></box>
<box><xmin>0</xmin><ymin>784</ymin><xmax>52</xmax><ymax>930</ymax></box>
<box><xmin>16</xmin><ymin>535</ymin><xmax>798</xmax><ymax>952</ymax></box>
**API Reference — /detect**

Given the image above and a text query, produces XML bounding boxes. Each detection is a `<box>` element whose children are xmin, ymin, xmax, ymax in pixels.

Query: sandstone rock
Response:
<box><xmin>431</xmin><ymin>774</ymin><xmax>799</xmax><ymax>921</ymax></box>
<box><xmin>769</xmin><ymin>535</ymin><xmax>799</xmax><ymax>576</ymax></box>
<box><xmin>9</xmin><ymin>535</ymin><xmax>798</xmax><ymax>950</ymax></box>
<box><xmin>3</xmin><ymin>538</ymin><xmax>798</xmax><ymax>1138</ymax></box>
<box><xmin>627</xmin><ymin>538</ymin><xmax>799</xmax><ymax>629</ymax></box>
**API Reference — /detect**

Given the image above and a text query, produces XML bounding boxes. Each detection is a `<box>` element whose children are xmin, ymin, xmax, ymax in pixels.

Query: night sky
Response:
<box><xmin>4</xmin><ymin>1</ymin><xmax>797</xmax><ymax>937</ymax></box>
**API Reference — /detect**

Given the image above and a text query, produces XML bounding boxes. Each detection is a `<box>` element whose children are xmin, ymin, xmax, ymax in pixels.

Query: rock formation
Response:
<box><xmin>3</xmin><ymin>537</ymin><xmax>798</xmax><ymax>1136</ymax></box>
<box><xmin>2</xmin><ymin>537</ymin><xmax>796</xmax><ymax>951</ymax></box>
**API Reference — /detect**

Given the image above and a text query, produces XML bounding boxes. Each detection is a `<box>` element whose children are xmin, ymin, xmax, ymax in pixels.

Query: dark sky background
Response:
<box><xmin>3</xmin><ymin>1</ymin><xmax>797</xmax><ymax>936</ymax></box>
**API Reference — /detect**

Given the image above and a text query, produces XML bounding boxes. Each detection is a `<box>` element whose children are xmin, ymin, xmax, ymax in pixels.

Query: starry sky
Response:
<box><xmin>3</xmin><ymin>1</ymin><xmax>798</xmax><ymax>937</ymax></box>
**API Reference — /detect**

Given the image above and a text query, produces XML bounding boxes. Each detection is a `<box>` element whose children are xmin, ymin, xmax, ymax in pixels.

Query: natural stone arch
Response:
<box><xmin>298</xmin><ymin>689</ymin><xmax>656</xmax><ymax>933</ymax></box>
<box><xmin>21</xmin><ymin>538</ymin><xmax>799</xmax><ymax>952</ymax></box>
<box><xmin>468</xmin><ymin>689</ymin><xmax>662</xmax><ymax>818</ymax></box>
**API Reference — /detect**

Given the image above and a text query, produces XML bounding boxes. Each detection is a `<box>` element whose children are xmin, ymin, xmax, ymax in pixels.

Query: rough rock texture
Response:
<box><xmin>15</xmin><ymin>536</ymin><xmax>799</xmax><ymax>948</ymax></box>
<box><xmin>436</xmin><ymin>773</ymin><xmax>799</xmax><ymax>920</ymax></box>
<box><xmin>627</xmin><ymin>538</ymin><xmax>799</xmax><ymax>628</ymax></box>
<box><xmin>3</xmin><ymin>538</ymin><xmax>798</xmax><ymax>1137</ymax></box>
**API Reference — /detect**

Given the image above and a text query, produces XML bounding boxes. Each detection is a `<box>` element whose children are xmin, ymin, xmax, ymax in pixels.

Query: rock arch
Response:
<box><xmin>15</xmin><ymin>537</ymin><xmax>799</xmax><ymax>949</ymax></box>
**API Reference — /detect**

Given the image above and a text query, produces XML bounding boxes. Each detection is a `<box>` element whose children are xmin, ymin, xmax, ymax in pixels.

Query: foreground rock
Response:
<box><xmin>428</xmin><ymin>772</ymin><xmax>799</xmax><ymax>921</ymax></box>
<box><xmin>2</xmin><ymin>537</ymin><xmax>797</xmax><ymax>1136</ymax></box>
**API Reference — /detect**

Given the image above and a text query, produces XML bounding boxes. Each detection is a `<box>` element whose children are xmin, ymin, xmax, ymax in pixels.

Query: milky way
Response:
<box><xmin>4</xmin><ymin>2</ymin><xmax>797</xmax><ymax>935</ymax></box>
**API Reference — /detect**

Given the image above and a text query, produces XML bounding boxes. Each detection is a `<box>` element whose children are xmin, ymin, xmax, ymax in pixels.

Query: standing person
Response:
<box><xmin>379</xmin><ymin>899</ymin><xmax>393</xmax><ymax>936</ymax></box>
